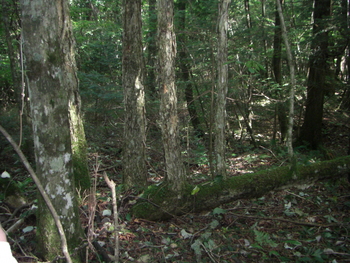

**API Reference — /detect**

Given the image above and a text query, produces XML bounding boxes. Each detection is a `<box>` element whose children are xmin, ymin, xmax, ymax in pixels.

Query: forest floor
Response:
<box><xmin>1</xmin><ymin>105</ymin><xmax>350</xmax><ymax>262</ymax></box>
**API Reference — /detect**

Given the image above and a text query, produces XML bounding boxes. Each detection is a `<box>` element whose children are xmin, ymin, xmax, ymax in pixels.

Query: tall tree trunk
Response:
<box><xmin>157</xmin><ymin>0</ymin><xmax>186</xmax><ymax>193</ymax></box>
<box><xmin>122</xmin><ymin>0</ymin><xmax>147</xmax><ymax>188</ymax></box>
<box><xmin>276</xmin><ymin>0</ymin><xmax>296</xmax><ymax>162</ymax></box>
<box><xmin>20</xmin><ymin>0</ymin><xmax>84</xmax><ymax>260</ymax></box>
<box><xmin>339</xmin><ymin>0</ymin><xmax>350</xmax><ymax>111</ymax></box>
<box><xmin>299</xmin><ymin>0</ymin><xmax>331</xmax><ymax>149</ymax></box>
<box><xmin>177</xmin><ymin>0</ymin><xmax>204</xmax><ymax>137</ymax></box>
<box><xmin>214</xmin><ymin>0</ymin><xmax>231</xmax><ymax>178</ymax></box>
<box><xmin>272</xmin><ymin>0</ymin><xmax>288</xmax><ymax>143</ymax></box>
<box><xmin>261</xmin><ymin>0</ymin><xmax>268</xmax><ymax>79</ymax></box>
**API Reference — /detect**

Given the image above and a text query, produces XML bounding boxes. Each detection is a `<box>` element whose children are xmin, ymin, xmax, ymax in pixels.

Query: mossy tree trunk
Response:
<box><xmin>132</xmin><ymin>156</ymin><xmax>350</xmax><ymax>221</ymax></box>
<box><xmin>122</xmin><ymin>0</ymin><xmax>147</xmax><ymax>189</ymax></box>
<box><xmin>20</xmin><ymin>0</ymin><xmax>84</xmax><ymax>261</ymax></box>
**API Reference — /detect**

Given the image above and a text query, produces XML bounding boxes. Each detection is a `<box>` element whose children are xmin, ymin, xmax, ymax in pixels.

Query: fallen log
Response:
<box><xmin>131</xmin><ymin>156</ymin><xmax>350</xmax><ymax>221</ymax></box>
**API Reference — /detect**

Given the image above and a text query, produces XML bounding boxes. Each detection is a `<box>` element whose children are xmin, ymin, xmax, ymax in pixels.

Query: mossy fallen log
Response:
<box><xmin>131</xmin><ymin>156</ymin><xmax>350</xmax><ymax>221</ymax></box>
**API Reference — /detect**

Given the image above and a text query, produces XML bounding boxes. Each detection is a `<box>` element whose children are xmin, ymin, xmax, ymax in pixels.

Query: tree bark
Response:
<box><xmin>298</xmin><ymin>0</ymin><xmax>331</xmax><ymax>149</ymax></box>
<box><xmin>214</xmin><ymin>0</ymin><xmax>231</xmax><ymax>178</ymax></box>
<box><xmin>158</xmin><ymin>0</ymin><xmax>186</xmax><ymax>193</ymax></box>
<box><xmin>122</xmin><ymin>0</ymin><xmax>147</xmax><ymax>188</ymax></box>
<box><xmin>20</xmin><ymin>0</ymin><xmax>84</xmax><ymax>260</ymax></box>
<box><xmin>132</xmin><ymin>156</ymin><xmax>350</xmax><ymax>221</ymax></box>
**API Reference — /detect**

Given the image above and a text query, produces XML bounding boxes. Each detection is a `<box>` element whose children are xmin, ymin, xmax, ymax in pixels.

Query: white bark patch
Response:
<box><xmin>44</xmin><ymin>105</ymin><xmax>49</xmax><ymax>116</ymax></box>
<box><xmin>56</xmin><ymin>185</ymin><xmax>65</xmax><ymax>196</ymax></box>
<box><xmin>64</xmin><ymin>193</ymin><xmax>74</xmax><ymax>211</ymax></box>
<box><xmin>69</xmin><ymin>223</ymin><xmax>75</xmax><ymax>234</ymax></box>
<box><xmin>64</xmin><ymin>153</ymin><xmax>71</xmax><ymax>164</ymax></box>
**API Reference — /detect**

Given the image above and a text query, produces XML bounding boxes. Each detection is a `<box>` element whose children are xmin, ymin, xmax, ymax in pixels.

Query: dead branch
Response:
<box><xmin>103</xmin><ymin>171</ymin><xmax>120</xmax><ymax>263</ymax></box>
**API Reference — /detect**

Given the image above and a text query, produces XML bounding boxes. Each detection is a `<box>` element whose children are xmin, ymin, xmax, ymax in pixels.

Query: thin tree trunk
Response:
<box><xmin>146</xmin><ymin>0</ymin><xmax>157</xmax><ymax>97</ymax></box>
<box><xmin>20</xmin><ymin>0</ymin><xmax>83</xmax><ymax>260</ymax></box>
<box><xmin>261</xmin><ymin>0</ymin><xmax>268</xmax><ymax>79</ymax></box>
<box><xmin>214</xmin><ymin>0</ymin><xmax>231</xmax><ymax>178</ymax></box>
<box><xmin>276</xmin><ymin>0</ymin><xmax>295</xmax><ymax>161</ymax></box>
<box><xmin>272</xmin><ymin>0</ymin><xmax>288</xmax><ymax>144</ymax></box>
<box><xmin>122</xmin><ymin>0</ymin><xmax>147</xmax><ymax>188</ymax></box>
<box><xmin>158</xmin><ymin>0</ymin><xmax>186</xmax><ymax>193</ymax></box>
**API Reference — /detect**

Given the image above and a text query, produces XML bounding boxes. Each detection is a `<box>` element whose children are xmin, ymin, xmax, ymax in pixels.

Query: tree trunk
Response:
<box><xmin>122</xmin><ymin>0</ymin><xmax>147</xmax><ymax>188</ymax></box>
<box><xmin>272</xmin><ymin>0</ymin><xmax>288</xmax><ymax>144</ymax></box>
<box><xmin>261</xmin><ymin>0</ymin><xmax>269</xmax><ymax>79</ymax></box>
<box><xmin>177</xmin><ymin>0</ymin><xmax>204</xmax><ymax>138</ymax></box>
<box><xmin>132</xmin><ymin>156</ymin><xmax>350</xmax><ymax>221</ymax></box>
<box><xmin>276</xmin><ymin>0</ymin><xmax>296</xmax><ymax>161</ymax></box>
<box><xmin>214</xmin><ymin>0</ymin><xmax>231</xmax><ymax>178</ymax></box>
<box><xmin>298</xmin><ymin>0</ymin><xmax>331</xmax><ymax>149</ymax></box>
<box><xmin>157</xmin><ymin>0</ymin><xmax>186</xmax><ymax>193</ymax></box>
<box><xmin>20</xmin><ymin>0</ymin><xmax>83</xmax><ymax>260</ymax></box>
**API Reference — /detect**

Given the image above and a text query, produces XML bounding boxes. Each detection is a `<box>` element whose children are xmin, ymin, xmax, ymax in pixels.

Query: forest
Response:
<box><xmin>0</xmin><ymin>0</ymin><xmax>350</xmax><ymax>262</ymax></box>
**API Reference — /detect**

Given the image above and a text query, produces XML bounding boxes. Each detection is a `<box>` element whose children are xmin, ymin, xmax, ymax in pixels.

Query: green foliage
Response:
<box><xmin>253</xmin><ymin>228</ymin><xmax>278</xmax><ymax>248</ymax></box>
<box><xmin>72</xmin><ymin>8</ymin><xmax>123</xmax><ymax>126</ymax></box>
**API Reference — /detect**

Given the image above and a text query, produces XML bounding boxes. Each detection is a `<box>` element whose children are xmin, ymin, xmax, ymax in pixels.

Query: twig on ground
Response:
<box><xmin>284</xmin><ymin>190</ymin><xmax>316</xmax><ymax>205</ymax></box>
<box><xmin>230</xmin><ymin>212</ymin><xmax>340</xmax><ymax>228</ymax></box>
<box><xmin>86</xmin><ymin>156</ymin><xmax>99</xmax><ymax>259</ymax></box>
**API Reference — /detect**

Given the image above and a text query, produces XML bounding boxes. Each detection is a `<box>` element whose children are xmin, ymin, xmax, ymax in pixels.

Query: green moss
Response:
<box><xmin>72</xmin><ymin>142</ymin><xmax>90</xmax><ymax>192</ymax></box>
<box><xmin>131</xmin><ymin>156</ymin><xmax>350</xmax><ymax>220</ymax></box>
